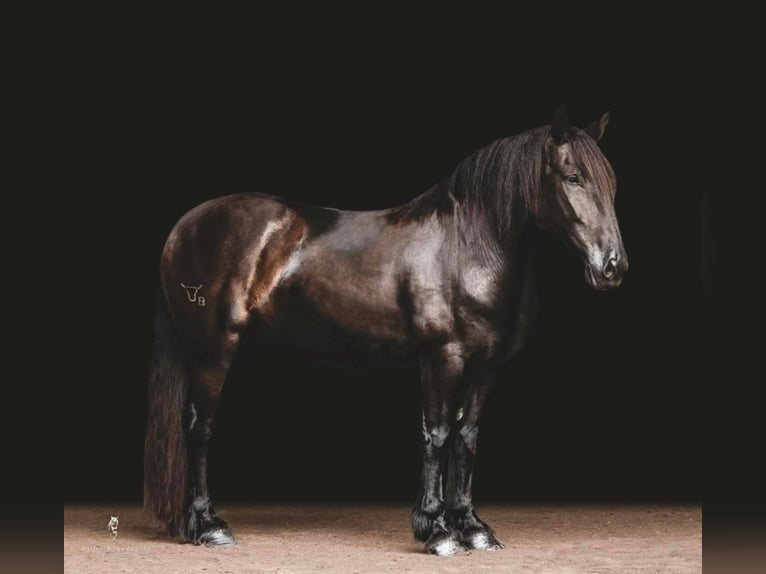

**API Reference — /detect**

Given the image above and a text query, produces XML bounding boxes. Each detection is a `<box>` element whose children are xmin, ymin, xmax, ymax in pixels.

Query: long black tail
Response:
<box><xmin>143</xmin><ymin>291</ymin><xmax>189</xmax><ymax>536</ymax></box>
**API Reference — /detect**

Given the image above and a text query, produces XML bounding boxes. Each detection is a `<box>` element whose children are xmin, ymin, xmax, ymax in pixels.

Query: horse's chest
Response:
<box><xmin>461</xmin><ymin>265</ymin><xmax>503</xmax><ymax>307</ymax></box>
<box><xmin>457</xmin><ymin>264</ymin><xmax>536</xmax><ymax>360</ymax></box>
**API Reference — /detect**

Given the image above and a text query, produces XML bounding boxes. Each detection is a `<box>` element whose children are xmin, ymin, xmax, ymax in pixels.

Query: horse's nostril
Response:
<box><xmin>604</xmin><ymin>257</ymin><xmax>618</xmax><ymax>279</ymax></box>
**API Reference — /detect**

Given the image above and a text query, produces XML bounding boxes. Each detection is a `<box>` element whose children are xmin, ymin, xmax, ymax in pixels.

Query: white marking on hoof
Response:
<box><xmin>464</xmin><ymin>529</ymin><xmax>504</xmax><ymax>551</ymax></box>
<box><xmin>202</xmin><ymin>529</ymin><xmax>237</xmax><ymax>547</ymax></box>
<box><xmin>456</xmin><ymin>408</ymin><xmax>464</xmax><ymax>422</ymax></box>
<box><xmin>427</xmin><ymin>533</ymin><xmax>464</xmax><ymax>557</ymax></box>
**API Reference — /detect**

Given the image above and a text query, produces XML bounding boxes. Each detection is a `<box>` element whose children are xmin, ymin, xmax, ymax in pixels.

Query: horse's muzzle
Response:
<box><xmin>585</xmin><ymin>251</ymin><xmax>628</xmax><ymax>290</ymax></box>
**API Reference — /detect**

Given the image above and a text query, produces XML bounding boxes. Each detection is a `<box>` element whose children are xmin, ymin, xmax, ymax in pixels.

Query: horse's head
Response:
<box><xmin>536</xmin><ymin>107</ymin><xmax>628</xmax><ymax>290</ymax></box>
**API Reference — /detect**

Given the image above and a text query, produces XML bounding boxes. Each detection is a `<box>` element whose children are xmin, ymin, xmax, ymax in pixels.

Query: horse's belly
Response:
<box><xmin>250</xmin><ymin>287</ymin><xmax>418</xmax><ymax>368</ymax></box>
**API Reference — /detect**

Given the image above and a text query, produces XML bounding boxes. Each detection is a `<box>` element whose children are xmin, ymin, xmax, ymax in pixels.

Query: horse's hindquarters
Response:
<box><xmin>160</xmin><ymin>194</ymin><xmax>307</xmax><ymax>351</ymax></box>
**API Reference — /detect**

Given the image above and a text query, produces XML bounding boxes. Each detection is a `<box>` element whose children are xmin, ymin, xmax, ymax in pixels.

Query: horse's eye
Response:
<box><xmin>565</xmin><ymin>174</ymin><xmax>580</xmax><ymax>184</ymax></box>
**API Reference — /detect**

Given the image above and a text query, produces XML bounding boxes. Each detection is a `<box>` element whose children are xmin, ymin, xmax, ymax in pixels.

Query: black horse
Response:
<box><xmin>144</xmin><ymin>107</ymin><xmax>627</xmax><ymax>556</ymax></box>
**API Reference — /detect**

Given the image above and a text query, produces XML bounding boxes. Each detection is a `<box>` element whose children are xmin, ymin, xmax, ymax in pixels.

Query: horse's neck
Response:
<box><xmin>451</xmin><ymin>210</ymin><xmax>536</xmax><ymax>333</ymax></box>
<box><xmin>454</xmin><ymin>202</ymin><xmax>531</xmax><ymax>273</ymax></box>
<box><xmin>496</xmin><ymin>223</ymin><xmax>536</xmax><ymax>294</ymax></box>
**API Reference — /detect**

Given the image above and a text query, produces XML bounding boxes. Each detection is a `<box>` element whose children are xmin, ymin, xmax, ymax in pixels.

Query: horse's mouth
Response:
<box><xmin>585</xmin><ymin>263</ymin><xmax>623</xmax><ymax>291</ymax></box>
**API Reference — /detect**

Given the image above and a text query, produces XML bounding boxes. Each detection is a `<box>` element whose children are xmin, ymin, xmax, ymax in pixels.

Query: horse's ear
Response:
<box><xmin>585</xmin><ymin>111</ymin><xmax>610</xmax><ymax>142</ymax></box>
<box><xmin>551</xmin><ymin>104</ymin><xmax>569</xmax><ymax>144</ymax></box>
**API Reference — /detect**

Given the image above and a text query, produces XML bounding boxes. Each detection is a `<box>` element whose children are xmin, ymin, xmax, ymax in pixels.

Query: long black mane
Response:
<box><xmin>386</xmin><ymin>127</ymin><xmax>547</xmax><ymax>234</ymax></box>
<box><xmin>387</xmin><ymin>125</ymin><xmax>615</xmax><ymax>241</ymax></box>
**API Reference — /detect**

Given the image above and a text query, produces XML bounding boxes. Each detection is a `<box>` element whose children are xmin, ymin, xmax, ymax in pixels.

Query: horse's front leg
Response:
<box><xmin>411</xmin><ymin>342</ymin><xmax>465</xmax><ymax>556</ymax></box>
<box><xmin>444</xmin><ymin>365</ymin><xmax>504</xmax><ymax>550</ymax></box>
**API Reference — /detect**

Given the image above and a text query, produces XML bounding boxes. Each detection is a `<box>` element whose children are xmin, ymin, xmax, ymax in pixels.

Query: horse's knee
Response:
<box><xmin>422</xmin><ymin>417</ymin><xmax>451</xmax><ymax>448</ymax></box>
<box><xmin>457</xmin><ymin>422</ymin><xmax>479</xmax><ymax>452</ymax></box>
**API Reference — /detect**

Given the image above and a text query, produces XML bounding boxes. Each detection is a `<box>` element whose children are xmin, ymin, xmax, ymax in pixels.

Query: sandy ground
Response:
<box><xmin>64</xmin><ymin>503</ymin><xmax>701</xmax><ymax>573</ymax></box>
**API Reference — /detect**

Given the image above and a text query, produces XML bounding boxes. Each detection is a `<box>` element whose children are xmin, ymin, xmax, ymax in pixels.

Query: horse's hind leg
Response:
<box><xmin>184</xmin><ymin>343</ymin><xmax>240</xmax><ymax>546</ymax></box>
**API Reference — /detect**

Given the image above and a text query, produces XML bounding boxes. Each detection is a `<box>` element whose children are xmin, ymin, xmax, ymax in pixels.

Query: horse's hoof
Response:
<box><xmin>425</xmin><ymin>530</ymin><xmax>464</xmax><ymax>556</ymax></box>
<box><xmin>199</xmin><ymin>526</ymin><xmax>237</xmax><ymax>547</ymax></box>
<box><xmin>187</xmin><ymin>514</ymin><xmax>237</xmax><ymax>547</ymax></box>
<box><xmin>462</xmin><ymin>526</ymin><xmax>504</xmax><ymax>551</ymax></box>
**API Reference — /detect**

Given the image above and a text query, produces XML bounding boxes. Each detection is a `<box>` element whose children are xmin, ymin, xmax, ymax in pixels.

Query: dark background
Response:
<box><xmin>67</xmin><ymin>17</ymin><xmax>715</xmax><ymax>508</ymax></box>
